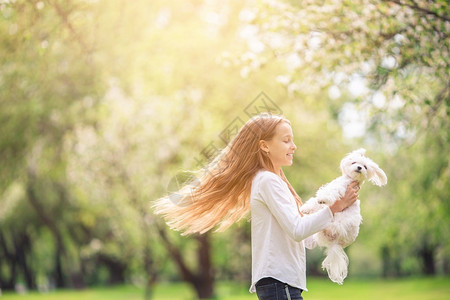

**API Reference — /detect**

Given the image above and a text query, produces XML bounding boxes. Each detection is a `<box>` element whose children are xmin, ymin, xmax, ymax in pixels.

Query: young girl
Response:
<box><xmin>154</xmin><ymin>113</ymin><xmax>359</xmax><ymax>299</ymax></box>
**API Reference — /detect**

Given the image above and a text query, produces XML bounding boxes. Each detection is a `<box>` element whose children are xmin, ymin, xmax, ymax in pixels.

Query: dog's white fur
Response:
<box><xmin>300</xmin><ymin>148</ymin><xmax>387</xmax><ymax>284</ymax></box>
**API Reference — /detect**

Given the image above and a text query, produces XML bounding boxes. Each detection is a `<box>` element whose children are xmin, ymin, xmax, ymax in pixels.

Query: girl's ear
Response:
<box><xmin>367</xmin><ymin>161</ymin><xmax>388</xmax><ymax>186</ymax></box>
<box><xmin>259</xmin><ymin>140</ymin><xmax>269</xmax><ymax>153</ymax></box>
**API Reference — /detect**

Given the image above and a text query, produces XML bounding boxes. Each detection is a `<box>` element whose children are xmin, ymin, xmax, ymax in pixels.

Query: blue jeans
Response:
<box><xmin>256</xmin><ymin>277</ymin><xmax>303</xmax><ymax>300</ymax></box>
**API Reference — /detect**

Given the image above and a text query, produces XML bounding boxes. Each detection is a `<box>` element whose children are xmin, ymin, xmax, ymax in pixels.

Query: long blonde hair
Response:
<box><xmin>154</xmin><ymin>113</ymin><xmax>303</xmax><ymax>235</ymax></box>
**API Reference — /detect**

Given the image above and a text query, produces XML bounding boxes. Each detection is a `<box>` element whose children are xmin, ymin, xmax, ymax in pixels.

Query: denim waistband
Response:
<box><xmin>256</xmin><ymin>277</ymin><xmax>285</xmax><ymax>287</ymax></box>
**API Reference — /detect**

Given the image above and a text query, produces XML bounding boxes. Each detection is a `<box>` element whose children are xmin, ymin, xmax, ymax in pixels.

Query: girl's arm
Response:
<box><xmin>259</xmin><ymin>173</ymin><xmax>334</xmax><ymax>242</ymax></box>
<box><xmin>329</xmin><ymin>181</ymin><xmax>359</xmax><ymax>215</ymax></box>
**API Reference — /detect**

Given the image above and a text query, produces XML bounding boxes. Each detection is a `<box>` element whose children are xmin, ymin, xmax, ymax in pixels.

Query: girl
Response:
<box><xmin>154</xmin><ymin>113</ymin><xmax>359</xmax><ymax>299</ymax></box>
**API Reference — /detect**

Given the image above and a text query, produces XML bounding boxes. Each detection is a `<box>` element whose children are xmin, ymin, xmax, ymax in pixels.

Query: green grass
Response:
<box><xmin>306</xmin><ymin>276</ymin><xmax>450</xmax><ymax>300</ymax></box>
<box><xmin>1</xmin><ymin>277</ymin><xmax>449</xmax><ymax>300</ymax></box>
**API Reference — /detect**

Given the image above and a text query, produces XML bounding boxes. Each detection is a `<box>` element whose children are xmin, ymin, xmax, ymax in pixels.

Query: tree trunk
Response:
<box><xmin>443</xmin><ymin>257</ymin><xmax>449</xmax><ymax>275</ymax></box>
<box><xmin>98</xmin><ymin>254</ymin><xmax>127</xmax><ymax>284</ymax></box>
<box><xmin>194</xmin><ymin>281</ymin><xmax>215</xmax><ymax>299</ymax></box>
<box><xmin>194</xmin><ymin>234</ymin><xmax>215</xmax><ymax>299</ymax></box>
<box><xmin>381</xmin><ymin>245</ymin><xmax>390</xmax><ymax>277</ymax></box>
<box><xmin>143</xmin><ymin>244</ymin><xmax>158</xmax><ymax>300</ymax></box>
<box><xmin>419</xmin><ymin>244</ymin><xmax>436</xmax><ymax>275</ymax></box>
<box><xmin>26</xmin><ymin>174</ymin><xmax>86</xmax><ymax>289</ymax></box>
<box><xmin>157</xmin><ymin>224</ymin><xmax>215</xmax><ymax>299</ymax></box>
<box><xmin>54</xmin><ymin>247</ymin><xmax>65</xmax><ymax>288</ymax></box>
<box><xmin>0</xmin><ymin>230</ymin><xmax>16</xmax><ymax>290</ymax></box>
<box><xmin>381</xmin><ymin>245</ymin><xmax>401</xmax><ymax>277</ymax></box>
<box><xmin>69</xmin><ymin>271</ymin><xmax>86</xmax><ymax>289</ymax></box>
<box><xmin>14</xmin><ymin>233</ymin><xmax>35</xmax><ymax>289</ymax></box>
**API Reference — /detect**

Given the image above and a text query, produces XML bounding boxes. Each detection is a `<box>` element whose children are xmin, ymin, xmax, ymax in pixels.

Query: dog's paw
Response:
<box><xmin>300</xmin><ymin>198</ymin><xmax>322</xmax><ymax>215</ymax></box>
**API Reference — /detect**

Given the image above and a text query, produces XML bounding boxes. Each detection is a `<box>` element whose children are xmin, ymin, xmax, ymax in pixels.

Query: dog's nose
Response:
<box><xmin>357</xmin><ymin>166</ymin><xmax>362</xmax><ymax>171</ymax></box>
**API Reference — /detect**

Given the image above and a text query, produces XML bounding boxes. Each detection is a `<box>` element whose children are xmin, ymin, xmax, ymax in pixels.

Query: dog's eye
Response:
<box><xmin>364</xmin><ymin>165</ymin><xmax>367</xmax><ymax>170</ymax></box>
<box><xmin>351</xmin><ymin>162</ymin><xmax>356</xmax><ymax>165</ymax></box>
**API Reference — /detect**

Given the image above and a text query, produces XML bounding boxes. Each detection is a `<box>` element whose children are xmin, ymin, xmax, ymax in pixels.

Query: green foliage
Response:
<box><xmin>239</xmin><ymin>0</ymin><xmax>448</xmax><ymax>144</ymax></box>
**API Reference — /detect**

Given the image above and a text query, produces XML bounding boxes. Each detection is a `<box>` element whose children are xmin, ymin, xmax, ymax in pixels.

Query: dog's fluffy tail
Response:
<box><xmin>322</xmin><ymin>244</ymin><xmax>349</xmax><ymax>285</ymax></box>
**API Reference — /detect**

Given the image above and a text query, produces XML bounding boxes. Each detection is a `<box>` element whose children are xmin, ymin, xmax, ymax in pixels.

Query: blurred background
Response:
<box><xmin>0</xmin><ymin>0</ymin><xmax>448</xmax><ymax>299</ymax></box>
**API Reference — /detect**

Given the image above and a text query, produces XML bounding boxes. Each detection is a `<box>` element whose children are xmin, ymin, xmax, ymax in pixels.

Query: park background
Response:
<box><xmin>0</xmin><ymin>0</ymin><xmax>448</xmax><ymax>299</ymax></box>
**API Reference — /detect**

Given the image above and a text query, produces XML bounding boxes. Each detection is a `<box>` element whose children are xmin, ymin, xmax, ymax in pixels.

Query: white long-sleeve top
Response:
<box><xmin>249</xmin><ymin>170</ymin><xmax>334</xmax><ymax>293</ymax></box>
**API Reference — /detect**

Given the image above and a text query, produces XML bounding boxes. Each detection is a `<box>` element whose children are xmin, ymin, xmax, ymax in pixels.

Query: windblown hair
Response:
<box><xmin>153</xmin><ymin>113</ymin><xmax>303</xmax><ymax>235</ymax></box>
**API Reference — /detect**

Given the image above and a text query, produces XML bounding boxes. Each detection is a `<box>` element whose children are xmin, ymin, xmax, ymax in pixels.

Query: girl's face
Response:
<box><xmin>260</xmin><ymin>121</ymin><xmax>297</xmax><ymax>173</ymax></box>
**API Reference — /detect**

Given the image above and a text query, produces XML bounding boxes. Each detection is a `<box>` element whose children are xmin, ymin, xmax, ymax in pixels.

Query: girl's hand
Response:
<box><xmin>329</xmin><ymin>181</ymin><xmax>359</xmax><ymax>215</ymax></box>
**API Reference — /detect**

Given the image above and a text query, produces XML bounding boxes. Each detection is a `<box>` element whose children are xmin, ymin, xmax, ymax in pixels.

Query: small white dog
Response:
<box><xmin>300</xmin><ymin>148</ymin><xmax>387</xmax><ymax>284</ymax></box>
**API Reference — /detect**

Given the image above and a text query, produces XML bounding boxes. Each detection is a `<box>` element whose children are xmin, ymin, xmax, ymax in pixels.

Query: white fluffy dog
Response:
<box><xmin>300</xmin><ymin>148</ymin><xmax>387</xmax><ymax>284</ymax></box>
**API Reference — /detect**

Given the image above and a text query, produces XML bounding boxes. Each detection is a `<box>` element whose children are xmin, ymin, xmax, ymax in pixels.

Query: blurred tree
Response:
<box><xmin>364</xmin><ymin>132</ymin><xmax>449</xmax><ymax>277</ymax></box>
<box><xmin>244</xmin><ymin>0</ymin><xmax>448</xmax><ymax>129</ymax></box>
<box><xmin>0</xmin><ymin>0</ymin><xmax>106</xmax><ymax>290</ymax></box>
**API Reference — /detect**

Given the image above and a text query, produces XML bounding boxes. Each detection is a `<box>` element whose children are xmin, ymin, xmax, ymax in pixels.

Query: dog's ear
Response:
<box><xmin>353</xmin><ymin>148</ymin><xmax>366</xmax><ymax>156</ymax></box>
<box><xmin>367</xmin><ymin>161</ymin><xmax>387</xmax><ymax>186</ymax></box>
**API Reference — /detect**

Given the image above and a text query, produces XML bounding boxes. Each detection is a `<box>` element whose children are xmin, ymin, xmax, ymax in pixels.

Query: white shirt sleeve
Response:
<box><xmin>304</xmin><ymin>235</ymin><xmax>318</xmax><ymax>249</ymax></box>
<box><xmin>259</xmin><ymin>172</ymin><xmax>333</xmax><ymax>242</ymax></box>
